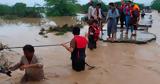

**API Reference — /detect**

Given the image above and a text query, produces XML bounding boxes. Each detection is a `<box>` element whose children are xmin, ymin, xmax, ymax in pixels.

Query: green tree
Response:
<box><xmin>44</xmin><ymin>0</ymin><xmax>79</xmax><ymax>16</ymax></box>
<box><xmin>13</xmin><ymin>3</ymin><xmax>27</xmax><ymax>17</ymax></box>
<box><xmin>0</xmin><ymin>3</ymin><xmax>42</xmax><ymax>18</ymax></box>
<box><xmin>0</xmin><ymin>4</ymin><xmax>12</xmax><ymax>15</ymax></box>
<box><xmin>25</xmin><ymin>7</ymin><xmax>41</xmax><ymax>18</ymax></box>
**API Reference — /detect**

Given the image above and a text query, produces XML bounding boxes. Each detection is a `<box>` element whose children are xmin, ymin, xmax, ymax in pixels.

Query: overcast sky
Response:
<box><xmin>0</xmin><ymin>0</ymin><xmax>153</xmax><ymax>6</ymax></box>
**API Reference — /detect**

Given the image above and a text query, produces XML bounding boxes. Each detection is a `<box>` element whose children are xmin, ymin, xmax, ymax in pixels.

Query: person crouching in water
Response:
<box><xmin>107</xmin><ymin>3</ymin><xmax>120</xmax><ymax>42</ymax></box>
<box><xmin>88</xmin><ymin>20</ymin><xmax>100</xmax><ymax>50</ymax></box>
<box><xmin>9</xmin><ymin>45</ymin><xmax>45</xmax><ymax>83</ymax></box>
<box><xmin>61</xmin><ymin>27</ymin><xmax>88</xmax><ymax>72</ymax></box>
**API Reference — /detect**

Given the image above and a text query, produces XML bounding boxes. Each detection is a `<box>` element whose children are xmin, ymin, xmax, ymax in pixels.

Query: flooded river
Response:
<box><xmin>0</xmin><ymin>11</ymin><xmax>160</xmax><ymax>84</ymax></box>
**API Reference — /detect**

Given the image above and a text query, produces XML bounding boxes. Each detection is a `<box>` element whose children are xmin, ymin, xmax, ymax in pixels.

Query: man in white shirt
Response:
<box><xmin>88</xmin><ymin>1</ymin><xmax>94</xmax><ymax>20</ymax></box>
<box><xmin>93</xmin><ymin>3</ymin><xmax>102</xmax><ymax>20</ymax></box>
<box><xmin>92</xmin><ymin>3</ymin><xmax>104</xmax><ymax>39</ymax></box>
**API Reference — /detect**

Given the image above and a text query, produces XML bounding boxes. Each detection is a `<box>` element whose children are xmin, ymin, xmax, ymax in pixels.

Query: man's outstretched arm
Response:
<box><xmin>9</xmin><ymin>63</ymin><xmax>22</xmax><ymax>71</ymax></box>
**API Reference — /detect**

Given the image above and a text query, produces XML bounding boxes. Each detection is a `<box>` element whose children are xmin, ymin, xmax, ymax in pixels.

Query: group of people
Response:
<box><xmin>87</xmin><ymin>0</ymin><xmax>141</xmax><ymax>42</ymax></box>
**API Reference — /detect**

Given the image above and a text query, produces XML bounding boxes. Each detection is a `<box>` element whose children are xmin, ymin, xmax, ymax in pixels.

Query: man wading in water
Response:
<box><xmin>61</xmin><ymin>27</ymin><xmax>88</xmax><ymax>72</ymax></box>
<box><xmin>9</xmin><ymin>45</ymin><xmax>45</xmax><ymax>83</ymax></box>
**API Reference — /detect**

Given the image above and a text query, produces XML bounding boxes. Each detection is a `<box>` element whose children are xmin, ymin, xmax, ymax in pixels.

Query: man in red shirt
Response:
<box><xmin>61</xmin><ymin>27</ymin><xmax>88</xmax><ymax>72</ymax></box>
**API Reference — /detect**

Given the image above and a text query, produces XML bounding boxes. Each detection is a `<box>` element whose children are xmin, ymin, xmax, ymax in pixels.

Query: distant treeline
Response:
<box><xmin>0</xmin><ymin>3</ymin><xmax>43</xmax><ymax>19</ymax></box>
<box><xmin>0</xmin><ymin>0</ymin><xmax>148</xmax><ymax>19</ymax></box>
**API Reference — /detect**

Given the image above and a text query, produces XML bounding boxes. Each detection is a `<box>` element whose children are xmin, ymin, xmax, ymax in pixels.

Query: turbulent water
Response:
<box><xmin>0</xmin><ymin>11</ymin><xmax>160</xmax><ymax>84</ymax></box>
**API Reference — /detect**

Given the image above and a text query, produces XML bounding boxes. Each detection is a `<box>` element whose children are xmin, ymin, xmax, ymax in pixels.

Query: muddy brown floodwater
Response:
<box><xmin>0</xmin><ymin>11</ymin><xmax>160</xmax><ymax>84</ymax></box>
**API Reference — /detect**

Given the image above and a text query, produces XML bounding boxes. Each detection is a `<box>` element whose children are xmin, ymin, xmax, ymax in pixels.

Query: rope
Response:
<box><xmin>85</xmin><ymin>62</ymin><xmax>95</xmax><ymax>70</ymax></box>
<box><xmin>2</xmin><ymin>41</ymin><xmax>70</xmax><ymax>50</ymax></box>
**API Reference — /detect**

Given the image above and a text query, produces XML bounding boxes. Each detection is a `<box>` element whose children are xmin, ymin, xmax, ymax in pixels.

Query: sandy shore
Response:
<box><xmin>0</xmin><ymin>11</ymin><xmax>160</xmax><ymax>84</ymax></box>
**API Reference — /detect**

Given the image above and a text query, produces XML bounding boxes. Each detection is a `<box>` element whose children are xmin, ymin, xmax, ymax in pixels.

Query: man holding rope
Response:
<box><xmin>61</xmin><ymin>27</ymin><xmax>88</xmax><ymax>72</ymax></box>
<box><xmin>9</xmin><ymin>45</ymin><xmax>45</xmax><ymax>83</ymax></box>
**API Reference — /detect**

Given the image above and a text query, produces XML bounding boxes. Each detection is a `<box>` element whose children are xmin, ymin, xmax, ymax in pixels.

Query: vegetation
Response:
<box><xmin>0</xmin><ymin>3</ymin><xmax>41</xmax><ymax>19</ymax></box>
<box><xmin>151</xmin><ymin>0</ymin><xmax>160</xmax><ymax>12</ymax></box>
<box><xmin>13</xmin><ymin>3</ymin><xmax>27</xmax><ymax>17</ymax></box>
<box><xmin>0</xmin><ymin>4</ymin><xmax>12</xmax><ymax>16</ymax></box>
<box><xmin>44</xmin><ymin>0</ymin><xmax>80</xmax><ymax>16</ymax></box>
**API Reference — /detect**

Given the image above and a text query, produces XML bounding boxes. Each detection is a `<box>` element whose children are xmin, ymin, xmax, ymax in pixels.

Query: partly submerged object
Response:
<box><xmin>0</xmin><ymin>66</ymin><xmax>11</xmax><ymax>77</ymax></box>
<box><xmin>41</xmin><ymin>19</ymin><xmax>57</xmax><ymax>30</ymax></box>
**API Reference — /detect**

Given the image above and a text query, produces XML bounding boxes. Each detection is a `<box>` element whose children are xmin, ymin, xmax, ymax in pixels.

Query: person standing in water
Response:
<box><xmin>88</xmin><ymin>20</ymin><xmax>100</xmax><ymax>50</ymax></box>
<box><xmin>115</xmin><ymin>3</ymin><xmax>120</xmax><ymax>25</ymax></box>
<box><xmin>93</xmin><ymin>3</ymin><xmax>103</xmax><ymax>36</ymax></box>
<box><xmin>9</xmin><ymin>45</ymin><xmax>45</xmax><ymax>83</ymax></box>
<box><xmin>119</xmin><ymin>0</ymin><xmax>126</xmax><ymax>32</ymax></box>
<box><xmin>131</xmin><ymin>4</ymin><xmax>140</xmax><ymax>36</ymax></box>
<box><xmin>61</xmin><ymin>27</ymin><xmax>88</xmax><ymax>72</ymax></box>
<box><xmin>93</xmin><ymin>3</ymin><xmax>102</xmax><ymax>22</ymax></box>
<box><xmin>107</xmin><ymin>3</ymin><xmax>120</xmax><ymax>41</ymax></box>
<box><xmin>123</xmin><ymin>1</ymin><xmax>133</xmax><ymax>35</ymax></box>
